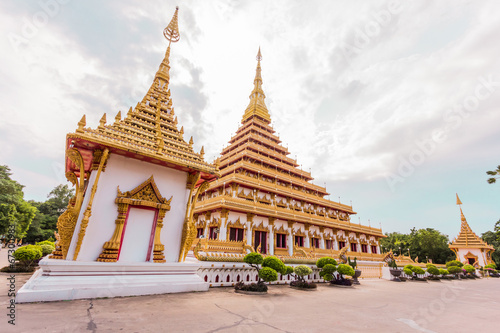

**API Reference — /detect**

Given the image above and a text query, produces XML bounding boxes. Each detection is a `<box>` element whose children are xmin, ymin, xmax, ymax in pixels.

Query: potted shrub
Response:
<box><xmin>235</xmin><ymin>253</ymin><xmax>285</xmax><ymax>293</ymax></box>
<box><xmin>426</xmin><ymin>264</ymin><xmax>440</xmax><ymax>281</ymax></box>
<box><xmin>438</xmin><ymin>268</ymin><xmax>449</xmax><ymax>279</ymax></box>
<box><xmin>447</xmin><ymin>266</ymin><xmax>462</xmax><ymax>279</ymax></box>
<box><xmin>411</xmin><ymin>266</ymin><xmax>426</xmax><ymax>281</ymax></box>
<box><xmin>317</xmin><ymin>257</ymin><xmax>337</xmax><ymax>284</ymax></box>
<box><xmin>463</xmin><ymin>264</ymin><xmax>476</xmax><ymax>278</ymax></box>
<box><xmin>484</xmin><ymin>263</ymin><xmax>498</xmax><ymax>277</ymax></box>
<box><xmin>348</xmin><ymin>257</ymin><xmax>361</xmax><ymax>285</ymax></box>
<box><xmin>11</xmin><ymin>245</ymin><xmax>42</xmax><ymax>272</ymax></box>
<box><xmin>388</xmin><ymin>260</ymin><xmax>402</xmax><ymax>282</ymax></box>
<box><xmin>333</xmin><ymin>264</ymin><xmax>356</xmax><ymax>287</ymax></box>
<box><xmin>290</xmin><ymin>265</ymin><xmax>317</xmax><ymax>290</ymax></box>
<box><xmin>446</xmin><ymin>260</ymin><xmax>464</xmax><ymax>279</ymax></box>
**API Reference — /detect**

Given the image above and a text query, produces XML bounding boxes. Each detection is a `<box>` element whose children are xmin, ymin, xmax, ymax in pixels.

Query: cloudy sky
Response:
<box><xmin>1</xmin><ymin>0</ymin><xmax>499</xmax><ymax>240</ymax></box>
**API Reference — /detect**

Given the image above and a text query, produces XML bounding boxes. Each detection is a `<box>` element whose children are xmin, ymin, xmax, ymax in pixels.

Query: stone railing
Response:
<box><xmin>197</xmin><ymin>260</ymin><xmax>385</xmax><ymax>288</ymax></box>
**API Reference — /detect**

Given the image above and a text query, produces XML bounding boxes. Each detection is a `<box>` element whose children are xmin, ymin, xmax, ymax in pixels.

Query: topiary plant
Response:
<box><xmin>39</xmin><ymin>244</ymin><xmax>55</xmax><ymax>256</ymax></box>
<box><xmin>403</xmin><ymin>264</ymin><xmax>414</xmax><ymax>277</ymax></box>
<box><xmin>337</xmin><ymin>264</ymin><xmax>355</xmax><ymax>278</ymax></box>
<box><xmin>463</xmin><ymin>264</ymin><xmax>475</xmax><ymax>275</ymax></box>
<box><xmin>484</xmin><ymin>263</ymin><xmax>497</xmax><ymax>269</ymax></box>
<box><xmin>244</xmin><ymin>252</ymin><xmax>264</xmax><ymax>266</ymax></box>
<box><xmin>348</xmin><ymin>257</ymin><xmax>357</xmax><ymax>269</ymax></box>
<box><xmin>439</xmin><ymin>268</ymin><xmax>449</xmax><ymax>277</ymax></box>
<box><xmin>262</xmin><ymin>256</ymin><xmax>286</xmax><ymax>274</ymax></box>
<box><xmin>259</xmin><ymin>267</ymin><xmax>278</xmax><ymax>282</ymax></box>
<box><xmin>411</xmin><ymin>266</ymin><xmax>425</xmax><ymax>276</ymax></box>
<box><xmin>294</xmin><ymin>265</ymin><xmax>313</xmax><ymax>282</ymax></box>
<box><xmin>319</xmin><ymin>264</ymin><xmax>337</xmax><ymax>282</ymax></box>
<box><xmin>447</xmin><ymin>265</ymin><xmax>462</xmax><ymax>278</ymax></box>
<box><xmin>13</xmin><ymin>245</ymin><xmax>43</xmax><ymax>268</ymax></box>
<box><xmin>426</xmin><ymin>265</ymin><xmax>440</xmax><ymax>278</ymax></box>
<box><xmin>316</xmin><ymin>257</ymin><xmax>337</xmax><ymax>268</ymax></box>
<box><xmin>36</xmin><ymin>240</ymin><xmax>56</xmax><ymax>247</ymax></box>
<box><xmin>446</xmin><ymin>260</ymin><xmax>464</xmax><ymax>268</ymax></box>
<box><xmin>284</xmin><ymin>265</ymin><xmax>294</xmax><ymax>276</ymax></box>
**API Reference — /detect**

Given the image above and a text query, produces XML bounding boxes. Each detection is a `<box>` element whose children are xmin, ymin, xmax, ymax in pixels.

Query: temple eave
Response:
<box><xmin>66</xmin><ymin>134</ymin><xmax>219</xmax><ymax>180</ymax></box>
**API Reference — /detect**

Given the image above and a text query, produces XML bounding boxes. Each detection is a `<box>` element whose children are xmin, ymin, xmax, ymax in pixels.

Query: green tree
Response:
<box><xmin>25</xmin><ymin>184</ymin><xmax>74</xmax><ymax>243</ymax></box>
<box><xmin>408</xmin><ymin>228</ymin><xmax>455</xmax><ymax>264</ymax></box>
<box><xmin>481</xmin><ymin>220</ymin><xmax>500</xmax><ymax>267</ymax></box>
<box><xmin>486</xmin><ymin>165</ymin><xmax>500</xmax><ymax>184</ymax></box>
<box><xmin>380</xmin><ymin>232</ymin><xmax>410</xmax><ymax>255</ymax></box>
<box><xmin>0</xmin><ymin>165</ymin><xmax>36</xmax><ymax>239</ymax></box>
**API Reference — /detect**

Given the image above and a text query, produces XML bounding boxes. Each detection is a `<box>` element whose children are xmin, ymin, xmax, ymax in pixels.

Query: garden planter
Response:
<box><xmin>235</xmin><ymin>290</ymin><xmax>267</xmax><ymax>295</ymax></box>
<box><xmin>389</xmin><ymin>269</ymin><xmax>402</xmax><ymax>282</ymax></box>
<box><xmin>352</xmin><ymin>269</ymin><xmax>362</xmax><ymax>285</ymax></box>
<box><xmin>330</xmin><ymin>284</ymin><xmax>354</xmax><ymax>288</ymax></box>
<box><xmin>290</xmin><ymin>285</ymin><xmax>317</xmax><ymax>291</ymax></box>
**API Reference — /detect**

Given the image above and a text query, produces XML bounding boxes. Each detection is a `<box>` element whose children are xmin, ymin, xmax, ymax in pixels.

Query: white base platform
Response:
<box><xmin>16</xmin><ymin>258</ymin><xmax>208</xmax><ymax>303</ymax></box>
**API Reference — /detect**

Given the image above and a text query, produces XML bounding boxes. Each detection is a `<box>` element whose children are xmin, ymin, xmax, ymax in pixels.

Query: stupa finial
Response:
<box><xmin>241</xmin><ymin>47</ymin><xmax>271</xmax><ymax>123</ymax></box>
<box><xmin>163</xmin><ymin>6</ymin><xmax>180</xmax><ymax>45</ymax></box>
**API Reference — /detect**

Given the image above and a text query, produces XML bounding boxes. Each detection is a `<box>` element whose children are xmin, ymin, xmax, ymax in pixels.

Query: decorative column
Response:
<box><xmin>204</xmin><ymin>211</ymin><xmax>211</xmax><ymax>238</ymax></box>
<box><xmin>246</xmin><ymin>213</ymin><xmax>254</xmax><ymax>246</ymax></box>
<box><xmin>268</xmin><ymin>217</ymin><xmax>276</xmax><ymax>255</ymax></box>
<box><xmin>287</xmin><ymin>220</ymin><xmax>294</xmax><ymax>256</ymax></box>
<box><xmin>319</xmin><ymin>226</ymin><xmax>325</xmax><ymax>249</ymax></box>
<box><xmin>304</xmin><ymin>224</ymin><xmax>310</xmax><ymax>248</ymax></box>
<box><xmin>219</xmin><ymin>208</ymin><xmax>229</xmax><ymax>241</ymax></box>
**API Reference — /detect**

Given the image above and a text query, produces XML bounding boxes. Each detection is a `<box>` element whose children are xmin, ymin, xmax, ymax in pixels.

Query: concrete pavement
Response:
<box><xmin>0</xmin><ymin>248</ymin><xmax>498</xmax><ymax>332</ymax></box>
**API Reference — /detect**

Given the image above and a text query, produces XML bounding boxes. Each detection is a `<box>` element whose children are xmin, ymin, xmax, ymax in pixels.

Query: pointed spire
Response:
<box><xmin>242</xmin><ymin>47</ymin><xmax>271</xmax><ymax>123</ymax></box>
<box><xmin>115</xmin><ymin>111</ymin><xmax>122</xmax><ymax>123</ymax></box>
<box><xmin>99</xmin><ymin>114</ymin><xmax>107</xmax><ymax>128</ymax></box>
<box><xmin>179</xmin><ymin>126</ymin><xmax>184</xmax><ymax>137</ymax></box>
<box><xmin>163</xmin><ymin>6</ymin><xmax>180</xmax><ymax>44</ymax></box>
<box><xmin>77</xmin><ymin>115</ymin><xmax>86</xmax><ymax>133</ymax></box>
<box><xmin>200</xmin><ymin>146</ymin><xmax>205</xmax><ymax>158</ymax></box>
<box><xmin>456</xmin><ymin>193</ymin><xmax>462</xmax><ymax>206</ymax></box>
<box><xmin>189</xmin><ymin>136</ymin><xmax>193</xmax><ymax>146</ymax></box>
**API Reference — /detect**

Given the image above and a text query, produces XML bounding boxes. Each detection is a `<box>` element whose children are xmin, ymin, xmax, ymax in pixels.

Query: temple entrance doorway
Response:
<box><xmin>118</xmin><ymin>207</ymin><xmax>158</xmax><ymax>262</ymax></box>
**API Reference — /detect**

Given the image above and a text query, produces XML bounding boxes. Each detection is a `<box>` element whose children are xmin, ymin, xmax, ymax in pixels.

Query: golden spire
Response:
<box><xmin>242</xmin><ymin>47</ymin><xmax>271</xmax><ymax>123</ymax></box>
<box><xmin>456</xmin><ymin>193</ymin><xmax>462</xmax><ymax>206</ymax></box>
<box><xmin>154</xmin><ymin>7</ymin><xmax>180</xmax><ymax>85</ymax></box>
<box><xmin>163</xmin><ymin>6</ymin><xmax>180</xmax><ymax>44</ymax></box>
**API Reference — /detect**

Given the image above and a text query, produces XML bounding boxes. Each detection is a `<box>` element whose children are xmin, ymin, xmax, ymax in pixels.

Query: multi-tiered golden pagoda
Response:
<box><xmin>192</xmin><ymin>49</ymin><xmax>385</xmax><ymax>261</ymax></box>
<box><xmin>449</xmin><ymin>195</ymin><xmax>495</xmax><ymax>267</ymax></box>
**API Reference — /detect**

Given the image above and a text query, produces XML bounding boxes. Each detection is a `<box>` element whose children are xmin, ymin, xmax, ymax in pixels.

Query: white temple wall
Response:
<box><xmin>457</xmin><ymin>248</ymin><xmax>487</xmax><ymax>266</ymax></box>
<box><xmin>72</xmin><ymin>154</ymin><xmax>189</xmax><ymax>263</ymax></box>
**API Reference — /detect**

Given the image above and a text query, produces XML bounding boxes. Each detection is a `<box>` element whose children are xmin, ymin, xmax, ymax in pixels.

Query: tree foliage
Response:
<box><xmin>486</xmin><ymin>165</ymin><xmax>500</xmax><ymax>184</ymax></box>
<box><xmin>481</xmin><ymin>220</ymin><xmax>500</xmax><ymax>267</ymax></box>
<box><xmin>0</xmin><ymin>165</ymin><xmax>36</xmax><ymax>239</ymax></box>
<box><xmin>381</xmin><ymin>228</ymin><xmax>455</xmax><ymax>264</ymax></box>
<box><xmin>25</xmin><ymin>184</ymin><xmax>74</xmax><ymax>243</ymax></box>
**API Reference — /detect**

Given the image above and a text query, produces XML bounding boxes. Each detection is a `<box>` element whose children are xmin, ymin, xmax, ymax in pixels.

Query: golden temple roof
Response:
<box><xmin>194</xmin><ymin>48</ymin><xmax>383</xmax><ymax>238</ymax></box>
<box><xmin>241</xmin><ymin>48</ymin><xmax>271</xmax><ymax>124</ymax></box>
<box><xmin>66</xmin><ymin>7</ymin><xmax>218</xmax><ymax>182</ymax></box>
<box><xmin>449</xmin><ymin>196</ymin><xmax>494</xmax><ymax>250</ymax></box>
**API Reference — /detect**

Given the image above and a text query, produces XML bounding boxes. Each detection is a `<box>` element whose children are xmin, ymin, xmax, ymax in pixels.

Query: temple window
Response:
<box><xmin>311</xmin><ymin>238</ymin><xmax>320</xmax><ymax>248</ymax></box>
<box><xmin>339</xmin><ymin>241</ymin><xmax>346</xmax><ymax>249</ymax></box>
<box><xmin>350</xmin><ymin>243</ymin><xmax>358</xmax><ymax>252</ymax></box>
<box><xmin>254</xmin><ymin>231</ymin><xmax>267</xmax><ymax>254</ymax></box>
<box><xmin>295</xmin><ymin>235</ymin><xmax>304</xmax><ymax>247</ymax></box>
<box><xmin>325</xmin><ymin>239</ymin><xmax>333</xmax><ymax>249</ymax></box>
<box><xmin>361</xmin><ymin>244</ymin><xmax>368</xmax><ymax>253</ymax></box>
<box><xmin>276</xmin><ymin>234</ymin><xmax>287</xmax><ymax>248</ymax></box>
<box><xmin>371</xmin><ymin>245</ymin><xmax>377</xmax><ymax>254</ymax></box>
<box><xmin>229</xmin><ymin>227</ymin><xmax>244</xmax><ymax>241</ymax></box>
<box><xmin>209</xmin><ymin>226</ymin><xmax>218</xmax><ymax>240</ymax></box>
<box><xmin>196</xmin><ymin>228</ymin><xmax>204</xmax><ymax>238</ymax></box>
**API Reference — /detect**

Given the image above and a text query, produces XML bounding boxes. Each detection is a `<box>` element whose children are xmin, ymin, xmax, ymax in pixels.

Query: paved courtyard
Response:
<box><xmin>0</xmin><ymin>248</ymin><xmax>498</xmax><ymax>332</ymax></box>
